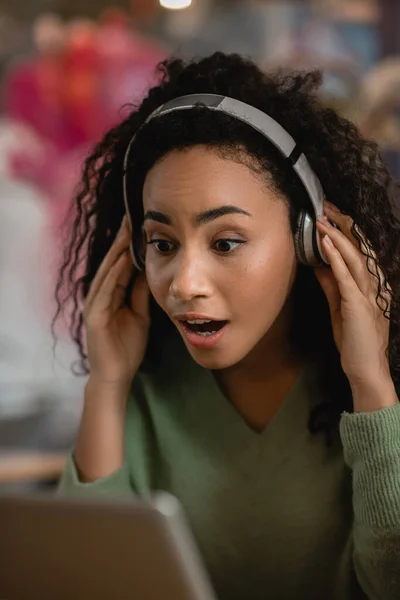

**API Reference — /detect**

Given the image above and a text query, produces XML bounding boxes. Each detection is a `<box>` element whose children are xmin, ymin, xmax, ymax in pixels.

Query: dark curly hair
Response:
<box><xmin>54</xmin><ymin>52</ymin><xmax>400</xmax><ymax>444</ymax></box>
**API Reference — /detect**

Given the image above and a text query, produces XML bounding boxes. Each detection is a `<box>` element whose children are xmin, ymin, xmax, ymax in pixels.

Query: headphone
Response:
<box><xmin>122</xmin><ymin>93</ymin><xmax>329</xmax><ymax>270</ymax></box>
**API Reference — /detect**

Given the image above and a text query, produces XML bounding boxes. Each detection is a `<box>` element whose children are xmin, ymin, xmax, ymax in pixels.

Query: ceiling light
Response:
<box><xmin>160</xmin><ymin>0</ymin><xmax>192</xmax><ymax>10</ymax></box>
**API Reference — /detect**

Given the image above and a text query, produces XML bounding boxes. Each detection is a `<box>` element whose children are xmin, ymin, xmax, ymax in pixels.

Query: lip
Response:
<box><xmin>173</xmin><ymin>312</ymin><xmax>227</xmax><ymax>322</ymax></box>
<box><xmin>178</xmin><ymin>321</ymin><xmax>228</xmax><ymax>350</ymax></box>
<box><xmin>173</xmin><ymin>314</ymin><xmax>229</xmax><ymax>350</ymax></box>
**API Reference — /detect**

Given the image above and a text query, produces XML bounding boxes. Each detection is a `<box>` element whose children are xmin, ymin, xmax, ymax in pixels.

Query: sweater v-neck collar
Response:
<box><xmin>175</xmin><ymin>342</ymin><xmax>314</xmax><ymax>448</ymax></box>
<box><xmin>203</xmin><ymin>366</ymin><xmax>310</xmax><ymax>439</ymax></box>
<box><xmin>164</xmin><ymin>333</ymin><xmax>315</xmax><ymax>447</ymax></box>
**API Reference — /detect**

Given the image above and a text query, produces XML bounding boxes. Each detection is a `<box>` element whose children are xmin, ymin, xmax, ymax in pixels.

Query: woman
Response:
<box><xmin>56</xmin><ymin>53</ymin><xmax>400</xmax><ymax>600</ymax></box>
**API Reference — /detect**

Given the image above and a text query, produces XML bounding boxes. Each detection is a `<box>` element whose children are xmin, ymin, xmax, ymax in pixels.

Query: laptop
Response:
<box><xmin>0</xmin><ymin>492</ymin><xmax>218</xmax><ymax>600</ymax></box>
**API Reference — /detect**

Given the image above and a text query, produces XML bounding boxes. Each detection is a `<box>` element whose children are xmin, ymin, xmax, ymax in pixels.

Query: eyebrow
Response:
<box><xmin>143</xmin><ymin>205</ymin><xmax>252</xmax><ymax>227</ymax></box>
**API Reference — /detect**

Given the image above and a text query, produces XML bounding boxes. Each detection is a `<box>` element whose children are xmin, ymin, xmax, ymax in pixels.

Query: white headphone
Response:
<box><xmin>123</xmin><ymin>93</ymin><xmax>328</xmax><ymax>270</ymax></box>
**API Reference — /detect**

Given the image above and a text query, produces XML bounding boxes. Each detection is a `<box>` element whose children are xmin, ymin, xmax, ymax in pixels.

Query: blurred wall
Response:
<box><xmin>1</xmin><ymin>0</ymin><xmax>130</xmax><ymax>20</ymax></box>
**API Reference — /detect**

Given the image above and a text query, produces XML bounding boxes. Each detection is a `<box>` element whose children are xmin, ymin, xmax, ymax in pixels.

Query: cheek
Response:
<box><xmin>256</xmin><ymin>236</ymin><xmax>296</xmax><ymax>280</ymax></box>
<box><xmin>145</xmin><ymin>262</ymin><xmax>168</xmax><ymax>306</ymax></box>
<box><xmin>234</xmin><ymin>235</ymin><xmax>296</xmax><ymax>307</ymax></box>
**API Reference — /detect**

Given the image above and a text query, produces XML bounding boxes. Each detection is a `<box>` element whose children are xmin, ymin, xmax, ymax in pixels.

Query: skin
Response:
<box><xmin>143</xmin><ymin>146</ymin><xmax>298</xmax><ymax>374</ymax></box>
<box><xmin>75</xmin><ymin>143</ymin><xmax>398</xmax><ymax>480</ymax></box>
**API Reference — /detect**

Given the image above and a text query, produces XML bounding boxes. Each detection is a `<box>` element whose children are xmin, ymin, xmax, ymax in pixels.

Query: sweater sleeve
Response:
<box><xmin>57</xmin><ymin>374</ymin><xmax>151</xmax><ymax>498</ymax></box>
<box><xmin>57</xmin><ymin>454</ymin><xmax>134</xmax><ymax>497</ymax></box>
<box><xmin>340</xmin><ymin>403</ymin><xmax>400</xmax><ymax>600</ymax></box>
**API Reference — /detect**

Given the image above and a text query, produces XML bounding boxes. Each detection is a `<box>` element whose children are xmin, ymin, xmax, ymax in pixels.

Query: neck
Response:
<box><xmin>214</xmin><ymin>312</ymin><xmax>305</xmax><ymax>431</ymax></box>
<box><xmin>222</xmin><ymin>299</ymin><xmax>302</xmax><ymax>381</ymax></box>
<box><xmin>227</xmin><ymin>333</ymin><xmax>299</xmax><ymax>379</ymax></box>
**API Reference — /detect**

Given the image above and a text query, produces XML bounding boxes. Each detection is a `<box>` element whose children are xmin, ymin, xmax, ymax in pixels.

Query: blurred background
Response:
<box><xmin>0</xmin><ymin>0</ymin><xmax>399</xmax><ymax>490</ymax></box>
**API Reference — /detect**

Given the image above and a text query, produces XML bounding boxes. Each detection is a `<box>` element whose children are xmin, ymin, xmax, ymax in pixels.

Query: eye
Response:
<box><xmin>213</xmin><ymin>239</ymin><xmax>245</xmax><ymax>253</ymax></box>
<box><xmin>147</xmin><ymin>239</ymin><xmax>176</xmax><ymax>254</ymax></box>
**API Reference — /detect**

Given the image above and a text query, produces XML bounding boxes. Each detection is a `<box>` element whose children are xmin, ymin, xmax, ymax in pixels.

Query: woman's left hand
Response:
<box><xmin>314</xmin><ymin>201</ymin><xmax>398</xmax><ymax>412</ymax></box>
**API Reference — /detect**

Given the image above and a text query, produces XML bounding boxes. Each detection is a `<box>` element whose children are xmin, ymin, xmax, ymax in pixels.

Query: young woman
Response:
<box><xmin>56</xmin><ymin>53</ymin><xmax>400</xmax><ymax>600</ymax></box>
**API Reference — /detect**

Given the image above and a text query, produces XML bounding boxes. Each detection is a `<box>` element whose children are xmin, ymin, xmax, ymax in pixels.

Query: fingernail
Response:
<box><xmin>323</xmin><ymin>234</ymin><xmax>334</xmax><ymax>247</ymax></box>
<box><xmin>317</xmin><ymin>215</ymin><xmax>329</xmax><ymax>223</ymax></box>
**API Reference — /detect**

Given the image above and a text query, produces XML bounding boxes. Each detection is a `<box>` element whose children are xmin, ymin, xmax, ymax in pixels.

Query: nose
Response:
<box><xmin>169</xmin><ymin>253</ymin><xmax>213</xmax><ymax>302</ymax></box>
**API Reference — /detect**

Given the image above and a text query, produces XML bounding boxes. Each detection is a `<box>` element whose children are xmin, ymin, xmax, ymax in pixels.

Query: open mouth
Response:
<box><xmin>180</xmin><ymin>319</ymin><xmax>228</xmax><ymax>337</ymax></box>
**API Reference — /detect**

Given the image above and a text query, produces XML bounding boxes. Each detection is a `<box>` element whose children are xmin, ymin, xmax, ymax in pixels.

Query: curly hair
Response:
<box><xmin>54</xmin><ymin>52</ymin><xmax>400</xmax><ymax>443</ymax></box>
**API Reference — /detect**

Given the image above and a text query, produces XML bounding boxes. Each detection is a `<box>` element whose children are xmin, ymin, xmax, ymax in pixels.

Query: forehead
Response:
<box><xmin>142</xmin><ymin>146</ymin><xmax>280</xmax><ymax>216</ymax></box>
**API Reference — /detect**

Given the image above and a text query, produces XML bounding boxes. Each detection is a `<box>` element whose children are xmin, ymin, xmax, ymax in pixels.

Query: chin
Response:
<box><xmin>185</xmin><ymin>346</ymin><xmax>246</xmax><ymax>371</ymax></box>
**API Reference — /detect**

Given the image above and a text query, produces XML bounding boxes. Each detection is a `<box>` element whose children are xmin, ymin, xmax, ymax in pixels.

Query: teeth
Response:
<box><xmin>186</xmin><ymin>319</ymin><xmax>212</xmax><ymax>324</ymax></box>
<box><xmin>196</xmin><ymin>331</ymin><xmax>216</xmax><ymax>337</ymax></box>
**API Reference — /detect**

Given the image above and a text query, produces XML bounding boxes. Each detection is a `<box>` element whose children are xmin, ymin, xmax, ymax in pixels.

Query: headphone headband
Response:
<box><xmin>123</xmin><ymin>93</ymin><xmax>327</xmax><ymax>267</ymax></box>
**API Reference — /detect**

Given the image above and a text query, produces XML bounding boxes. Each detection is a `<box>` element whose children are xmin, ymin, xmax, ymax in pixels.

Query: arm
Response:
<box><xmin>315</xmin><ymin>206</ymin><xmax>400</xmax><ymax>597</ymax></box>
<box><xmin>58</xmin><ymin>377</ymin><xmax>132</xmax><ymax>496</ymax></box>
<box><xmin>340</xmin><ymin>403</ymin><xmax>400</xmax><ymax>600</ymax></box>
<box><xmin>74</xmin><ymin>378</ymin><xmax>129</xmax><ymax>482</ymax></box>
<box><xmin>58</xmin><ymin>218</ymin><xmax>150</xmax><ymax>497</ymax></box>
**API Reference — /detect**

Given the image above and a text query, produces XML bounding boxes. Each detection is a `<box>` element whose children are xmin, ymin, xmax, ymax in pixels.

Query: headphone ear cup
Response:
<box><xmin>294</xmin><ymin>210</ymin><xmax>308</xmax><ymax>265</ymax></box>
<box><xmin>294</xmin><ymin>210</ymin><xmax>323</xmax><ymax>266</ymax></box>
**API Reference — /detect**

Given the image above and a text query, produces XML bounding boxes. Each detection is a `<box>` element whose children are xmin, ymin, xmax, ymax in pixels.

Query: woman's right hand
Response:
<box><xmin>83</xmin><ymin>217</ymin><xmax>150</xmax><ymax>392</ymax></box>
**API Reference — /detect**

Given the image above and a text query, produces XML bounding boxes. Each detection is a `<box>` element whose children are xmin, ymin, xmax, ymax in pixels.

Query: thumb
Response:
<box><xmin>131</xmin><ymin>273</ymin><xmax>151</xmax><ymax>326</ymax></box>
<box><xmin>314</xmin><ymin>267</ymin><xmax>341</xmax><ymax>318</ymax></box>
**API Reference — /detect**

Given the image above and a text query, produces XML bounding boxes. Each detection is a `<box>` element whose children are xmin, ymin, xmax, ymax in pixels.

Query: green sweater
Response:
<box><xmin>59</xmin><ymin>336</ymin><xmax>400</xmax><ymax>600</ymax></box>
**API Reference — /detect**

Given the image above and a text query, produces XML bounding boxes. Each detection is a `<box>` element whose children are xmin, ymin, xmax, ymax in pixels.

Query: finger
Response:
<box><xmin>320</xmin><ymin>233</ymin><xmax>361</xmax><ymax>301</ymax></box>
<box><xmin>319</xmin><ymin>217</ymin><xmax>388</xmax><ymax>301</ymax></box>
<box><xmin>314</xmin><ymin>266</ymin><xmax>341</xmax><ymax>318</ymax></box>
<box><xmin>111</xmin><ymin>251</ymin><xmax>135</xmax><ymax>311</ymax></box>
<box><xmin>115</xmin><ymin>245</ymin><xmax>134</xmax><ymax>290</ymax></box>
<box><xmin>323</xmin><ymin>202</ymin><xmax>353</xmax><ymax>233</ymax></box>
<box><xmin>86</xmin><ymin>250</ymin><xmax>130</xmax><ymax>318</ymax></box>
<box><xmin>323</xmin><ymin>203</ymin><xmax>391</xmax><ymax>305</ymax></box>
<box><xmin>130</xmin><ymin>274</ymin><xmax>150</xmax><ymax>326</ymax></box>
<box><xmin>317</xmin><ymin>220</ymin><xmax>371</xmax><ymax>296</ymax></box>
<box><xmin>324</xmin><ymin>202</ymin><xmax>373</xmax><ymax>256</ymax></box>
<box><xmin>86</xmin><ymin>217</ymin><xmax>130</xmax><ymax>308</ymax></box>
